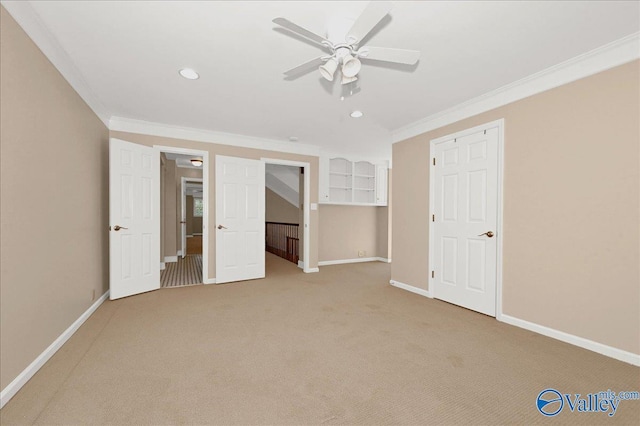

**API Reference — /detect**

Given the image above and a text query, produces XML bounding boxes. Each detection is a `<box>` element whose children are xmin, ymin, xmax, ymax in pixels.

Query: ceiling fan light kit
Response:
<box><xmin>319</xmin><ymin>57</ymin><xmax>339</xmax><ymax>81</ymax></box>
<box><xmin>341</xmin><ymin>74</ymin><xmax>358</xmax><ymax>85</ymax></box>
<box><xmin>341</xmin><ymin>54</ymin><xmax>361</xmax><ymax>78</ymax></box>
<box><xmin>274</xmin><ymin>1</ymin><xmax>420</xmax><ymax>86</ymax></box>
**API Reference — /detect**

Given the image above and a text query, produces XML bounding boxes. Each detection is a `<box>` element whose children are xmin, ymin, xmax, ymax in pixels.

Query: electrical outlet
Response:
<box><xmin>358</xmin><ymin>250</ymin><xmax>366</xmax><ymax>258</ymax></box>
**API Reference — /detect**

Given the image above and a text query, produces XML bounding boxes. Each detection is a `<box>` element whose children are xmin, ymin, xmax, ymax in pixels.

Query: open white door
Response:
<box><xmin>109</xmin><ymin>138</ymin><xmax>160</xmax><ymax>299</ymax></box>
<box><xmin>180</xmin><ymin>178</ymin><xmax>187</xmax><ymax>259</ymax></box>
<box><xmin>431</xmin><ymin>126</ymin><xmax>499</xmax><ymax>316</ymax></box>
<box><xmin>215</xmin><ymin>155</ymin><xmax>265</xmax><ymax>284</ymax></box>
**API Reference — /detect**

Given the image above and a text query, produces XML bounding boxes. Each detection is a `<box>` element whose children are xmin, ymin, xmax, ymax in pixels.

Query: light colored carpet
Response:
<box><xmin>161</xmin><ymin>254</ymin><xmax>202</xmax><ymax>288</ymax></box>
<box><xmin>1</xmin><ymin>253</ymin><xmax>638</xmax><ymax>425</ymax></box>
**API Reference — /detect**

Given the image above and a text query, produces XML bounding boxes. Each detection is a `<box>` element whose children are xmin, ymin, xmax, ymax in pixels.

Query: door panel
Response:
<box><xmin>432</xmin><ymin>127</ymin><xmax>498</xmax><ymax>316</ymax></box>
<box><xmin>215</xmin><ymin>155</ymin><xmax>265</xmax><ymax>284</ymax></box>
<box><xmin>109</xmin><ymin>138</ymin><xmax>160</xmax><ymax>299</ymax></box>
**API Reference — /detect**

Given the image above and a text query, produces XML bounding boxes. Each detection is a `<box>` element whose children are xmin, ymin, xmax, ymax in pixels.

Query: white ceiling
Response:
<box><xmin>6</xmin><ymin>1</ymin><xmax>639</xmax><ymax>158</ymax></box>
<box><xmin>164</xmin><ymin>152</ymin><xmax>204</xmax><ymax>169</ymax></box>
<box><xmin>185</xmin><ymin>182</ymin><xmax>203</xmax><ymax>198</ymax></box>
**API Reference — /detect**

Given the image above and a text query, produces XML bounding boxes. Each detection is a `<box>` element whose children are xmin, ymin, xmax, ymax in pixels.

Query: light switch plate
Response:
<box><xmin>311</xmin><ymin>203</ymin><xmax>318</xmax><ymax>210</ymax></box>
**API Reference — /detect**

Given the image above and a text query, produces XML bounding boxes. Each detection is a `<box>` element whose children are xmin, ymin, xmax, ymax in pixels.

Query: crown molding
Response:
<box><xmin>109</xmin><ymin>117</ymin><xmax>322</xmax><ymax>157</ymax></box>
<box><xmin>2</xmin><ymin>0</ymin><xmax>111</xmax><ymax>127</ymax></box>
<box><xmin>392</xmin><ymin>32</ymin><xmax>640</xmax><ymax>143</ymax></box>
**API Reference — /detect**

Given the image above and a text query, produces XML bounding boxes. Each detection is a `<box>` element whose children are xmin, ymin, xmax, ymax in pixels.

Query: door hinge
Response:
<box><xmin>432</xmin><ymin>214</ymin><xmax>435</xmax><ymax>222</ymax></box>
<box><xmin>431</xmin><ymin>270</ymin><xmax>435</xmax><ymax>278</ymax></box>
<box><xmin>432</xmin><ymin>158</ymin><xmax>436</xmax><ymax>166</ymax></box>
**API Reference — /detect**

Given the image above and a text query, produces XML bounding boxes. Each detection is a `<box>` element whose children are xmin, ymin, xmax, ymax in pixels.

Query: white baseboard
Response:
<box><xmin>390</xmin><ymin>280</ymin><xmax>433</xmax><ymax>298</ymax></box>
<box><xmin>304</xmin><ymin>267</ymin><xmax>320</xmax><ymax>273</ymax></box>
<box><xmin>500</xmin><ymin>314</ymin><xmax>640</xmax><ymax>366</ymax></box>
<box><xmin>297</xmin><ymin>260</ymin><xmax>304</xmax><ymax>269</ymax></box>
<box><xmin>160</xmin><ymin>262</ymin><xmax>165</xmax><ymax>270</ymax></box>
<box><xmin>377</xmin><ymin>257</ymin><xmax>391</xmax><ymax>263</ymax></box>
<box><xmin>164</xmin><ymin>256</ymin><xmax>177</xmax><ymax>263</ymax></box>
<box><xmin>319</xmin><ymin>257</ymin><xmax>389</xmax><ymax>266</ymax></box>
<box><xmin>0</xmin><ymin>290</ymin><xmax>110</xmax><ymax>409</ymax></box>
<box><xmin>203</xmin><ymin>277</ymin><xmax>216</xmax><ymax>285</ymax></box>
<box><xmin>177</xmin><ymin>250</ymin><xmax>183</xmax><ymax>257</ymax></box>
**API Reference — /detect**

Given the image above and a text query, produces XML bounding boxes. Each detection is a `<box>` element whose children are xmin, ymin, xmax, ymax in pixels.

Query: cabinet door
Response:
<box><xmin>319</xmin><ymin>157</ymin><xmax>330</xmax><ymax>203</ymax></box>
<box><xmin>375</xmin><ymin>165</ymin><xmax>388</xmax><ymax>206</ymax></box>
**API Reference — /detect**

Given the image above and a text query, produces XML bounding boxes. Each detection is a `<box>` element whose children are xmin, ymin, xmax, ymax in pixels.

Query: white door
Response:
<box><xmin>432</xmin><ymin>127</ymin><xmax>499</xmax><ymax>316</ymax></box>
<box><xmin>180</xmin><ymin>179</ymin><xmax>187</xmax><ymax>259</ymax></box>
<box><xmin>109</xmin><ymin>138</ymin><xmax>160</xmax><ymax>299</ymax></box>
<box><xmin>215</xmin><ymin>155</ymin><xmax>265</xmax><ymax>284</ymax></box>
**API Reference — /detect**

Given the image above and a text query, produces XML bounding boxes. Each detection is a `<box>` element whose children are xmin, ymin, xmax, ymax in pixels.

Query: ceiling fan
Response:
<box><xmin>273</xmin><ymin>2</ymin><xmax>420</xmax><ymax>84</ymax></box>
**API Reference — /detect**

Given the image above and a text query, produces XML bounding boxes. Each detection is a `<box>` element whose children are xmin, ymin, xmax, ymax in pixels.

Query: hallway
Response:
<box><xmin>160</xmin><ymin>255</ymin><xmax>203</xmax><ymax>288</ymax></box>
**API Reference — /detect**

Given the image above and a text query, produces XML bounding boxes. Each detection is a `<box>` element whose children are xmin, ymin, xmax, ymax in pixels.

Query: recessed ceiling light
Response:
<box><xmin>350</xmin><ymin>110</ymin><xmax>363</xmax><ymax>118</ymax></box>
<box><xmin>179</xmin><ymin>68</ymin><xmax>199</xmax><ymax>80</ymax></box>
<box><xmin>289</xmin><ymin>136</ymin><xmax>299</xmax><ymax>142</ymax></box>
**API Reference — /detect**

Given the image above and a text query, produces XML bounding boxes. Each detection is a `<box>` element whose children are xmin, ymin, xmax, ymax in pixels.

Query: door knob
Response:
<box><xmin>478</xmin><ymin>231</ymin><xmax>494</xmax><ymax>238</ymax></box>
<box><xmin>217</xmin><ymin>225</ymin><xmax>228</xmax><ymax>230</ymax></box>
<box><xmin>113</xmin><ymin>225</ymin><xmax>128</xmax><ymax>231</ymax></box>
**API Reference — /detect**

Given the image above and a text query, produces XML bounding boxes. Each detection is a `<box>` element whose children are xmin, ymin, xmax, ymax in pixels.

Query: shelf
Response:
<box><xmin>320</xmin><ymin>157</ymin><xmax>387</xmax><ymax>206</ymax></box>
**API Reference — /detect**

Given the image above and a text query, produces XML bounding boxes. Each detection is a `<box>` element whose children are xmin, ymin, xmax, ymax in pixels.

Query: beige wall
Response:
<box><xmin>175</xmin><ymin>168</ymin><xmax>203</xmax><ymax>244</ymax></box>
<box><xmin>186</xmin><ymin>194</ymin><xmax>203</xmax><ymax>235</ymax></box>
<box><xmin>163</xmin><ymin>159</ymin><xmax>178</xmax><ymax>258</ymax></box>
<box><xmin>392</xmin><ymin>60</ymin><xmax>640</xmax><ymax>354</ymax></box>
<box><xmin>319</xmin><ymin>206</ymin><xmax>381</xmax><ymax>261</ymax></box>
<box><xmin>160</xmin><ymin>153</ymin><xmax>166</xmax><ymax>261</ymax></box>
<box><xmin>266</xmin><ymin>188</ymin><xmax>300</xmax><ymax>224</ymax></box>
<box><xmin>0</xmin><ymin>7</ymin><xmax>109</xmax><ymax>390</ymax></box>
<box><xmin>186</xmin><ymin>195</ymin><xmax>195</xmax><ymax>235</ymax></box>
<box><xmin>376</xmin><ymin>170</ymin><xmax>392</xmax><ymax>260</ymax></box>
<box><xmin>109</xmin><ymin>130</ymin><xmax>320</xmax><ymax>275</ymax></box>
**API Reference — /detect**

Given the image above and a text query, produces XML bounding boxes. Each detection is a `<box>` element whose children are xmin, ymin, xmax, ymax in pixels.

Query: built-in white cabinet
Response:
<box><xmin>319</xmin><ymin>157</ymin><xmax>388</xmax><ymax>206</ymax></box>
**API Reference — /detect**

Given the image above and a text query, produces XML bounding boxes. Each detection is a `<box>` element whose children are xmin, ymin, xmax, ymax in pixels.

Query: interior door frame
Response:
<box><xmin>428</xmin><ymin>119</ymin><xmax>505</xmax><ymax>319</ymax></box>
<box><xmin>261</xmin><ymin>157</ymin><xmax>312</xmax><ymax>273</ymax></box>
<box><xmin>181</xmin><ymin>177</ymin><xmax>203</xmax><ymax>257</ymax></box>
<box><xmin>155</xmin><ymin>145</ymin><xmax>210</xmax><ymax>284</ymax></box>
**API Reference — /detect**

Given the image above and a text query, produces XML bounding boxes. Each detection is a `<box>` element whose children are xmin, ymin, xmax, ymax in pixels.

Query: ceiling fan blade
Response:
<box><xmin>273</xmin><ymin>17</ymin><xmax>330</xmax><ymax>46</ymax></box>
<box><xmin>346</xmin><ymin>1</ymin><xmax>392</xmax><ymax>44</ymax></box>
<box><xmin>283</xmin><ymin>56</ymin><xmax>326</xmax><ymax>77</ymax></box>
<box><xmin>358</xmin><ymin>46</ymin><xmax>420</xmax><ymax>65</ymax></box>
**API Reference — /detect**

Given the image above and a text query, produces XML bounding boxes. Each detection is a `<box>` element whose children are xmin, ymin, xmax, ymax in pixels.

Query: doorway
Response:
<box><xmin>157</xmin><ymin>145</ymin><xmax>210</xmax><ymax>287</ymax></box>
<box><xmin>262</xmin><ymin>158</ymin><xmax>311</xmax><ymax>273</ymax></box>
<box><xmin>428</xmin><ymin>120</ymin><xmax>504</xmax><ymax>317</ymax></box>
<box><xmin>181</xmin><ymin>177</ymin><xmax>203</xmax><ymax>256</ymax></box>
<box><xmin>265</xmin><ymin>164</ymin><xmax>303</xmax><ymax>266</ymax></box>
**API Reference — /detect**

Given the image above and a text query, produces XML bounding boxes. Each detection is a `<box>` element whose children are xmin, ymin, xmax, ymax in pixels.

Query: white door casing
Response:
<box><xmin>180</xmin><ymin>177</ymin><xmax>203</xmax><ymax>259</ymax></box>
<box><xmin>155</xmin><ymin>145</ymin><xmax>210</xmax><ymax>283</ymax></box>
<box><xmin>109</xmin><ymin>138</ymin><xmax>160</xmax><ymax>300</ymax></box>
<box><xmin>181</xmin><ymin>177</ymin><xmax>186</xmax><ymax>259</ymax></box>
<box><xmin>262</xmin><ymin>157</ymin><xmax>312</xmax><ymax>273</ymax></box>
<box><xmin>215</xmin><ymin>155</ymin><xmax>265</xmax><ymax>284</ymax></box>
<box><xmin>430</xmin><ymin>122</ymin><xmax>502</xmax><ymax>316</ymax></box>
